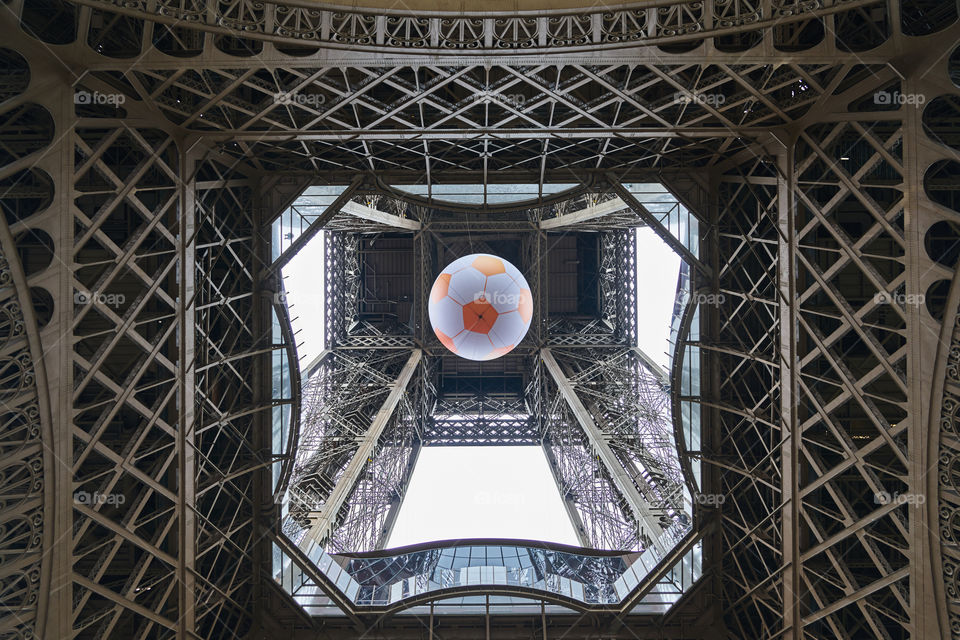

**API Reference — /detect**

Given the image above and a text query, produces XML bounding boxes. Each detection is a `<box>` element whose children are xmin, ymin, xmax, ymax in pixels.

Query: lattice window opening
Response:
<box><xmin>87</xmin><ymin>8</ymin><xmax>143</xmax><ymax>58</ymax></box>
<box><xmin>773</xmin><ymin>15</ymin><xmax>825</xmax><ymax>51</ymax></box>
<box><xmin>833</xmin><ymin>2</ymin><xmax>891</xmax><ymax>53</ymax></box>
<box><xmin>19</xmin><ymin>0</ymin><xmax>77</xmax><ymax>45</ymax></box>
<box><xmin>925</xmin><ymin>160</ymin><xmax>960</xmax><ymax>215</ymax></box>
<box><xmin>262</xmin><ymin>179</ymin><xmax>705</xmax><ymax>605</ymax></box>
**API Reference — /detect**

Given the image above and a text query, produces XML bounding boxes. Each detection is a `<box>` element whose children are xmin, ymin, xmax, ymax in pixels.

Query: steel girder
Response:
<box><xmin>193</xmin><ymin>158</ymin><xmax>271</xmax><ymax>640</ymax></box>
<box><xmin>698</xmin><ymin>33</ymin><xmax>960</xmax><ymax>637</ymax></box>
<box><xmin>59</xmin><ymin>0</ymin><xmax>887</xmax><ymax>57</ymax></box>
<box><xmin>4</xmin><ymin>0</ymin><xmax>892</xmax><ymax>180</ymax></box>
<box><xmin>422</xmin><ymin>395</ymin><xmax>539</xmax><ymax>446</ymax></box>
<box><xmin>0</xmin><ymin>1</ymin><xmax>958</xmax><ymax>638</ymax></box>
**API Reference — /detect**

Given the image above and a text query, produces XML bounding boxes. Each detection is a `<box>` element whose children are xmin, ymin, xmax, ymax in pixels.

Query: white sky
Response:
<box><xmin>635</xmin><ymin>227</ymin><xmax>682</xmax><ymax>370</ymax></box>
<box><xmin>387</xmin><ymin>447</ymin><xmax>579</xmax><ymax>548</ymax></box>
<box><xmin>282</xmin><ymin>219</ymin><xmax>680</xmax><ymax>549</ymax></box>
<box><xmin>281</xmin><ymin>247</ymin><xmax>327</xmax><ymax>368</ymax></box>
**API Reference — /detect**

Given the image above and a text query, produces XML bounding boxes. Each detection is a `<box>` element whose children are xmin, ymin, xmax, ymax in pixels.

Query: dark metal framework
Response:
<box><xmin>0</xmin><ymin>0</ymin><xmax>957</xmax><ymax>638</ymax></box>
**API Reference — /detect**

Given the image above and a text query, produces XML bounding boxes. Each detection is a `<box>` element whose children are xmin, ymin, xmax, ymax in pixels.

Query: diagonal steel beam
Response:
<box><xmin>539</xmin><ymin>197</ymin><xmax>629</xmax><ymax>229</ymax></box>
<box><xmin>541</xmin><ymin>348</ymin><xmax>668</xmax><ymax>554</ymax></box>
<box><xmin>304</xmin><ymin>349</ymin><xmax>422</xmax><ymax>547</ymax></box>
<box><xmin>607</xmin><ymin>177</ymin><xmax>713</xmax><ymax>279</ymax></box>
<box><xmin>342</xmin><ymin>201</ymin><xmax>421</xmax><ymax>231</ymax></box>
<box><xmin>266</xmin><ymin>176</ymin><xmax>362</xmax><ymax>277</ymax></box>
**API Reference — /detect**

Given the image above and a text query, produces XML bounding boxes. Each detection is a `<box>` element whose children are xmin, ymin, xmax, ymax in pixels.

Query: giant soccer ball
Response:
<box><xmin>429</xmin><ymin>254</ymin><xmax>532</xmax><ymax>361</ymax></box>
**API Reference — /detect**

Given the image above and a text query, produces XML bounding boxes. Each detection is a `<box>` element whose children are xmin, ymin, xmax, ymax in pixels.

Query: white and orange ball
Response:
<box><xmin>429</xmin><ymin>254</ymin><xmax>532</xmax><ymax>361</ymax></box>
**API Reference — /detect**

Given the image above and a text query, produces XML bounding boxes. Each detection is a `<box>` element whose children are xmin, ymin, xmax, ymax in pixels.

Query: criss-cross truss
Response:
<box><xmin>0</xmin><ymin>0</ymin><xmax>959</xmax><ymax>638</ymax></box>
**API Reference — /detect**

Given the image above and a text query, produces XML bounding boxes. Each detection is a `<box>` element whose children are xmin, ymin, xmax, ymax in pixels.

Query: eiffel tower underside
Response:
<box><xmin>0</xmin><ymin>0</ymin><xmax>959</xmax><ymax>638</ymax></box>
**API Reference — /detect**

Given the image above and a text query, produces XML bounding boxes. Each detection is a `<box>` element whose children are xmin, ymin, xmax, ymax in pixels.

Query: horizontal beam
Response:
<box><xmin>540</xmin><ymin>197</ymin><xmax>628</xmax><ymax>230</ymax></box>
<box><xmin>67</xmin><ymin>0</ymin><xmax>888</xmax><ymax>62</ymax></box>
<box><xmin>209</xmin><ymin>128</ymin><xmax>758</xmax><ymax>142</ymax></box>
<box><xmin>341</xmin><ymin>201</ymin><xmax>421</xmax><ymax>231</ymax></box>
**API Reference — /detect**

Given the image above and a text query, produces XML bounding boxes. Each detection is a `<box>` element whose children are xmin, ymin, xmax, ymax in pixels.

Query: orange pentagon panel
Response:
<box><xmin>517</xmin><ymin>288</ymin><xmax>533</xmax><ymax>323</ymax></box>
<box><xmin>435</xmin><ymin>328</ymin><xmax>458</xmax><ymax>353</ymax></box>
<box><xmin>430</xmin><ymin>273</ymin><xmax>451</xmax><ymax>303</ymax></box>
<box><xmin>472</xmin><ymin>254</ymin><xmax>506</xmax><ymax>276</ymax></box>
<box><xmin>462</xmin><ymin>299</ymin><xmax>498</xmax><ymax>334</ymax></box>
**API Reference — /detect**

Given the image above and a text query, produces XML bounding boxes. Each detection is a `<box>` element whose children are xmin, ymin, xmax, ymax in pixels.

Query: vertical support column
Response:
<box><xmin>775</xmin><ymin>139</ymin><xmax>801</xmax><ymax>640</ymax></box>
<box><xmin>414</xmin><ymin>229</ymin><xmax>430</xmax><ymax>345</ymax></box>
<box><xmin>46</xmin><ymin>79</ymin><xmax>76</xmax><ymax>640</ymax></box>
<box><xmin>251</xmin><ymin>180</ymin><xmax>273</xmax><ymax>634</ymax></box>
<box><xmin>177</xmin><ymin>146</ymin><xmax>198</xmax><ymax>639</ymax></box>
<box><xmin>530</xmin><ymin>229</ymin><xmax>548</xmax><ymax>346</ymax></box>
<box><xmin>541</xmin><ymin>599</ymin><xmax>547</xmax><ymax>640</ymax></box>
<box><xmin>901</xmin><ymin>68</ymin><xmax>939</xmax><ymax>640</ymax></box>
<box><xmin>485</xmin><ymin>594</ymin><xmax>490</xmax><ymax>640</ymax></box>
<box><xmin>703</xmin><ymin>166</ymin><xmax>725</xmax><ymax>622</ymax></box>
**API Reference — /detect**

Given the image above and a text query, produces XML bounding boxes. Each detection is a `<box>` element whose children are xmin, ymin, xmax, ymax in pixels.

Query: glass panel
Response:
<box><xmin>284</xmin><ymin>539</ymin><xmax>705</xmax><ymax>608</ymax></box>
<box><xmin>272</xmin><ymin>185</ymin><xmax>347</xmax><ymax>260</ymax></box>
<box><xmin>390</xmin><ymin>183</ymin><xmax>578</xmax><ymax>206</ymax></box>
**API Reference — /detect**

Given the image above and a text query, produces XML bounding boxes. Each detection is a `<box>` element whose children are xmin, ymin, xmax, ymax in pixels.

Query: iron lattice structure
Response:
<box><xmin>0</xmin><ymin>0</ymin><xmax>956</xmax><ymax>638</ymax></box>
<box><xmin>285</xmin><ymin>349</ymin><xmax>422</xmax><ymax>553</ymax></box>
